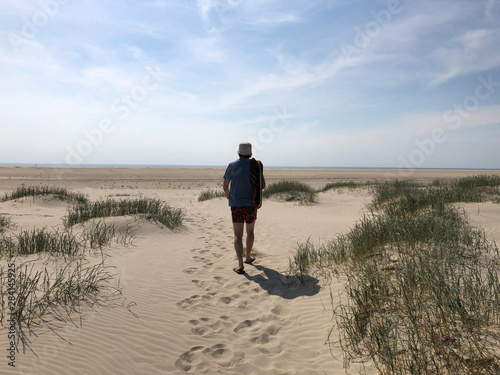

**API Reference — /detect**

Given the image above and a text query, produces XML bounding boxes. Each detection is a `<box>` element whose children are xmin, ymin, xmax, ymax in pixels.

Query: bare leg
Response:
<box><xmin>245</xmin><ymin>221</ymin><xmax>255</xmax><ymax>262</ymax></box>
<box><xmin>233</xmin><ymin>223</ymin><xmax>245</xmax><ymax>271</ymax></box>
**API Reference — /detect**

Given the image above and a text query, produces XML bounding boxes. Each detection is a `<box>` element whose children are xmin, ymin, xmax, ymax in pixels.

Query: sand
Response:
<box><xmin>1</xmin><ymin>167</ymin><xmax>499</xmax><ymax>375</ymax></box>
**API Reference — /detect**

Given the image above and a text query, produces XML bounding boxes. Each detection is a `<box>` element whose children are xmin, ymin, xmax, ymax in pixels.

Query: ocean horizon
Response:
<box><xmin>0</xmin><ymin>163</ymin><xmax>497</xmax><ymax>171</ymax></box>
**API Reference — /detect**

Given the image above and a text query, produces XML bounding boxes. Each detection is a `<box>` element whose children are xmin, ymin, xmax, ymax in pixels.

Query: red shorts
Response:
<box><xmin>231</xmin><ymin>206</ymin><xmax>257</xmax><ymax>224</ymax></box>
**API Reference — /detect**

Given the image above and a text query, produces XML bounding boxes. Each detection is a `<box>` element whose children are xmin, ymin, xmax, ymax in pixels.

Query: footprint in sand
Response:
<box><xmin>191</xmin><ymin>248</ymin><xmax>210</xmax><ymax>254</ymax></box>
<box><xmin>188</xmin><ymin>315</ymin><xmax>233</xmax><ymax>337</ymax></box>
<box><xmin>191</xmin><ymin>255</ymin><xmax>214</xmax><ymax>266</ymax></box>
<box><xmin>250</xmin><ymin>322</ymin><xmax>281</xmax><ymax>344</ymax></box>
<box><xmin>249</xmin><ymin>320</ymin><xmax>284</xmax><ymax>356</ymax></box>
<box><xmin>233</xmin><ymin>319</ymin><xmax>257</xmax><ymax>334</ymax></box>
<box><xmin>175</xmin><ymin>344</ymin><xmax>245</xmax><ymax>372</ymax></box>
<box><xmin>183</xmin><ymin>267</ymin><xmax>199</xmax><ymax>274</ymax></box>
<box><xmin>237</xmin><ymin>280</ymin><xmax>262</xmax><ymax>293</ymax></box>
<box><xmin>192</xmin><ymin>276</ymin><xmax>231</xmax><ymax>292</ymax></box>
<box><xmin>185</xmin><ymin>284</ymin><xmax>250</xmax><ymax>312</ymax></box>
<box><xmin>230</xmin><ymin>305</ymin><xmax>288</xmax><ymax>356</ymax></box>
<box><xmin>218</xmin><ymin>294</ymin><xmax>241</xmax><ymax>306</ymax></box>
<box><xmin>176</xmin><ymin>292</ymin><xmax>217</xmax><ymax>310</ymax></box>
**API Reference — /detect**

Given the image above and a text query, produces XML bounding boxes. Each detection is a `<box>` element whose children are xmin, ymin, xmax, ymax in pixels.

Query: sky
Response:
<box><xmin>1</xmin><ymin>0</ymin><xmax>500</xmax><ymax>169</ymax></box>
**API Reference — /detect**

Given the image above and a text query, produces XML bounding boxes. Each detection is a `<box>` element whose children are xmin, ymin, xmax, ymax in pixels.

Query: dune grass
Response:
<box><xmin>0</xmin><ymin>214</ymin><xmax>12</xmax><ymax>232</ymax></box>
<box><xmin>0</xmin><ymin>221</ymin><xmax>131</xmax><ymax>353</ymax></box>
<box><xmin>0</xmin><ymin>221</ymin><xmax>132</xmax><ymax>259</ymax></box>
<box><xmin>198</xmin><ymin>188</ymin><xmax>226</xmax><ymax>202</ymax></box>
<box><xmin>81</xmin><ymin>219</ymin><xmax>134</xmax><ymax>249</ymax></box>
<box><xmin>0</xmin><ymin>186</ymin><xmax>182</xmax><ymax>355</ymax></box>
<box><xmin>1</xmin><ymin>258</ymin><xmax>118</xmax><ymax>353</ymax></box>
<box><xmin>262</xmin><ymin>179</ymin><xmax>373</xmax><ymax>203</ymax></box>
<box><xmin>1</xmin><ymin>185</ymin><xmax>89</xmax><ymax>204</ymax></box>
<box><xmin>370</xmin><ymin>175</ymin><xmax>500</xmax><ymax>213</ymax></box>
<box><xmin>263</xmin><ymin>180</ymin><xmax>318</xmax><ymax>204</ymax></box>
<box><xmin>0</xmin><ymin>186</ymin><xmax>151</xmax><ymax>354</ymax></box>
<box><xmin>197</xmin><ymin>179</ymin><xmax>371</xmax><ymax>203</ymax></box>
<box><xmin>319</xmin><ymin>180</ymin><xmax>373</xmax><ymax>192</ymax></box>
<box><xmin>14</xmin><ymin>227</ymin><xmax>83</xmax><ymax>257</ymax></box>
<box><xmin>289</xmin><ymin>174</ymin><xmax>500</xmax><ymax>374</ymax></box>
<box><xmin>65</xmin><ymin>197</ymin><xmax>184</xmax><ymax>229</ymax></box>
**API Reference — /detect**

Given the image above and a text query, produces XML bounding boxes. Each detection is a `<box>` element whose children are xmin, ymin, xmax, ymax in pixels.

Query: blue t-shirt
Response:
<box><xmin>223</xmin><ymin>158</ymin><xmax>254</xmax><ymax>206</ymax></box>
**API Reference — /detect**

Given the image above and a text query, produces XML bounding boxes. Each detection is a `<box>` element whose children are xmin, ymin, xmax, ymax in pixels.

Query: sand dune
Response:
<box><xmin>1</xmin><ymin>167</ymin><xmax>499</xmax><ymax>374</ymax></box>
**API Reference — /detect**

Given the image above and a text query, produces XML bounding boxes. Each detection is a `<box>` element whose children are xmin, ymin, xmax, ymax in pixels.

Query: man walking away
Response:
<box><xmin>223</xmin><ymin>142</ymin><xmax>266</xmax><ymax>274</ymax></box>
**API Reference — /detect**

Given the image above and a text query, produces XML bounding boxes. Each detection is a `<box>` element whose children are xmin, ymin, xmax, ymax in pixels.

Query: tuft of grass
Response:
<box><xmin>368</xmin><ymin>179</ymin><xmax>425</xmax><ymax>209</ymax></box>
<box><xmin>0</xmin><ymin>214</ymin><xmax>13</xmax><ymax>232</ymax></box>
<box><xmin>198</xmin><ymin>188</ymin><xmax>226</xmax><ymax>202</ymax></box>
<box><xmin>287</xmin><ymin>237</ymin><xmax>345</xmax><ymax>282</ymax></box>
<box><xmin>65</xmin><ymin>197</ymin><xmax>184</xmax><ymax>229</ymax></box>
<box><xmin>335</xmin><ymin>239</ymin><xmax>500</xmax><ymax>375</ymax></box>
<box><xmin>81</xmin><ymin>220</ymin><xmax>134</xmax><ymax>249</ymax></box>
<box><xmin>288</xmin><ymin>206</ymin><xmax>486</xmax><ymax>278</ymax></box>
<box><xmin>1</xmin><ymin>223</ymin><xmax>133</xmax><ymax>259</ymax></box>
<box><xmin>455</xmin><ymin>174</ymin><xmax>500</xmax><ymax>189</ymax></box>
<box><xmin>289</xmin><ymin>174</ymin><xmax>500</xmax><ymax>374</ymax></box>
<box><xmin>0</xmin><ymin>186</ymin><xmax>141</xmax><ymax>355</ymax></box>
<box><xmin>319</xmin><ymin>181</ymin><xmax>372</xmax><ymax>193</ymax></box>
<box><xmin>0</xmin><ymin>223</ymin><xmax>132</xmax><ymax>352</ymax></box>
<box><xmin>263</xmin><ymin>180</ymin><xmax>317</xmax><ymax>204</ymax></box>
<box><xmin>1</xmin><ymin>185</ymin><xmax>89</xmax><ymax>204</ymax></box>
<box><xmin>0</xmin><ymin>235</ymin><xmax>16</xmax><ymax>258</ymax></box>
<box><xmin>14</xmin><ymin>227</ymin><xmax>82</xmax><ymax>257</ymax></box>
<box><xmin>370</xmin><ymin>175</ymin><xmax>500</xmax><ymax>214</ymax></box>
<box><xmin>1</xmin><ymin>258</ymin><xmax>118</xmax><ymax>353</ymax></box>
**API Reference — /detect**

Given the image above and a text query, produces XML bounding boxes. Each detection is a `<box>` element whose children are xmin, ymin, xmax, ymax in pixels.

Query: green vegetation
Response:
<box><xmin>0</xmin><ymin>214</ymin><xmax>12</xmax><ymax>232</ymax></box>
<box><xmin>81</xmin><ymin>219</ymin><xmax>134</xmax><ymax>249</ymax></box>
<box><xmin>0</xmin><ymin>259</ymin><xmax>117</xmax><ymax>352</ymax></box>
<box><xmin>1</xmin><ymin>185</ymin><xmax>89</xmax><ymax>204</ymax></box>
<box><xmin>0</xmin><ymin>236</ymin><xmax>15</xmax><ymax>256</ymax></box>
<box><xmin>198</xmin><ymin>188</ymin><xmax>226</xmax><ymax>202</ymax></box>
<box><xmin>196</xmin><ymin>179</ymin><xmax>372</xmax><ymax>203</ymax></box>
<box><xmin>455</xmin><ymin>174</ymin><xmax>500</xmax><ymax>189</ymax></box>
<box><xmin>263</xmin><ymin>180</ymin><xmax>318</xmax><ymax>204</ymax></box>
<box><xmin>0</xmin><ymin>217</ymin><xmax>133</xmax><ymax>353</ymax></box>
<box><xmin>370</xmin><ymin>175</ymin><xmax>500</xmax><ymax>212</ymax></box>
<box><xmin>0</xmin><ymin>228</ymin><xmax>124</xmax><ymax>353</ymax></box>
<box><xmin>0</xmin><ymin>222</ymin><xmax>132</xmax><ymax>259</ymax></box>
<box><xmin>14</xmin><ymin>227</ymin><xmax>82</xmax><ymax>257</ymax></box>
<box><xmin>319</xmin><ymin>180</ymin><xmax>372</xmax><ymax>192</ymax></box>
<box><xmin>65</xmin><ymin>197</ymin><xmax>184</xmax><ymax>229</ymax></box>
<box><xmin>289</xmin><ymin>175</ymin><xmax>500</xmax><ymax>374</ymax></box>
<box><xmin>0</xmin><ymin>185</ymin><xmax>183</xmax><ymax>354</ymax></box>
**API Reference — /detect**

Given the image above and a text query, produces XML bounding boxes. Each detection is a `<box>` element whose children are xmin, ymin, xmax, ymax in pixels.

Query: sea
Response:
<box><xmin>0</xmin><ymin>163</ymin><xmax>496</xmax><ymax>171</ymax></box>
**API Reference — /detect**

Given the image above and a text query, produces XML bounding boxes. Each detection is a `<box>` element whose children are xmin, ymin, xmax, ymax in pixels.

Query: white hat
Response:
<box><xmin>238</xmin><ymin>142</ymin><xmax>252</xmax><ymax>156</ymax></box>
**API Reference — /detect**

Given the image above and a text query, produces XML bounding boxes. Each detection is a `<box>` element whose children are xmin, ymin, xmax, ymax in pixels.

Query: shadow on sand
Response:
<box><xmin>243</xmin><ymin>263</ymin><xmax>320</xmax><ymax>299</ymax></box>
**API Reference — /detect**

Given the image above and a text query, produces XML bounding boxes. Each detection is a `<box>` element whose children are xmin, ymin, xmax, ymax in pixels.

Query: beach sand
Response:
<box><xmin>1</xmin><ymin>167</ymin><xmax>499</xmax><ymax>375</ymax></box>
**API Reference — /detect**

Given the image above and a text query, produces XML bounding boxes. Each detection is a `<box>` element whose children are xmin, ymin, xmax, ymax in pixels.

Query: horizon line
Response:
<box><xmin>0</xmin><ymin>163</ymin><xmax>498</xmax><ymax>171</ymax></box>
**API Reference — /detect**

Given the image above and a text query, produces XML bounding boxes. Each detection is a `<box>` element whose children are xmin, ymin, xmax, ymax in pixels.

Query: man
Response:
<box><xmin>223</xmin><ymin>142</ymin><xmax>266</xmax><ymax>274</ymax></box>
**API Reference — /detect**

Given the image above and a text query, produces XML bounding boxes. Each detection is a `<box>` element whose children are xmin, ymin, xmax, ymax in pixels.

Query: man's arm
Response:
<box><xmin>223</xmin><ymin>179</ymin><xmax>230</xmax><ymax>199</ymax></box>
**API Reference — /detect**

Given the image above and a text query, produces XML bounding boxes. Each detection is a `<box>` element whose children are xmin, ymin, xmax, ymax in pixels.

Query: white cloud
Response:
<box><xmin>429</xmin><ymin>28</ymin><xmax>500</xmax><ymax>86</ymax></box>
<box><xmin>245</xmin><ymin>12</ymin><xmax>301</xmax><ymax>26</ymax></box>
<box><xmin>486</xmin><ymin>0</ymin><xmax>497</xmax><ymax>18</ymax></box>
<box><xmin>1</xmin><ymin>0</ymin><xmax>499</xmax><ymax>168</ymax></box>
<box><xmin>183</xmin><ymin>37</ymin><xmax>227</xmax><ymax>63</ymax></box>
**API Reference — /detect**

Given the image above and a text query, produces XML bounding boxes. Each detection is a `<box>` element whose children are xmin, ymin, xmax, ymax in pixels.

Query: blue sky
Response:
<box><xmin>1</xmin><ymin>0</ymin><xmax>500</xmax><ymax>169</ymax></box>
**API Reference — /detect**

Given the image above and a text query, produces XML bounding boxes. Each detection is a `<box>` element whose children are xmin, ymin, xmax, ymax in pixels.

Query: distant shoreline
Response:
<box><xmin>0</xmin><ymin>163</ymin><xmax>498</xmax><ymax>170</ymax></box>
<box><xmin>1</xmin><ymin>166</ymin><xmax>500</xmax><ymax>191</ymax></box>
